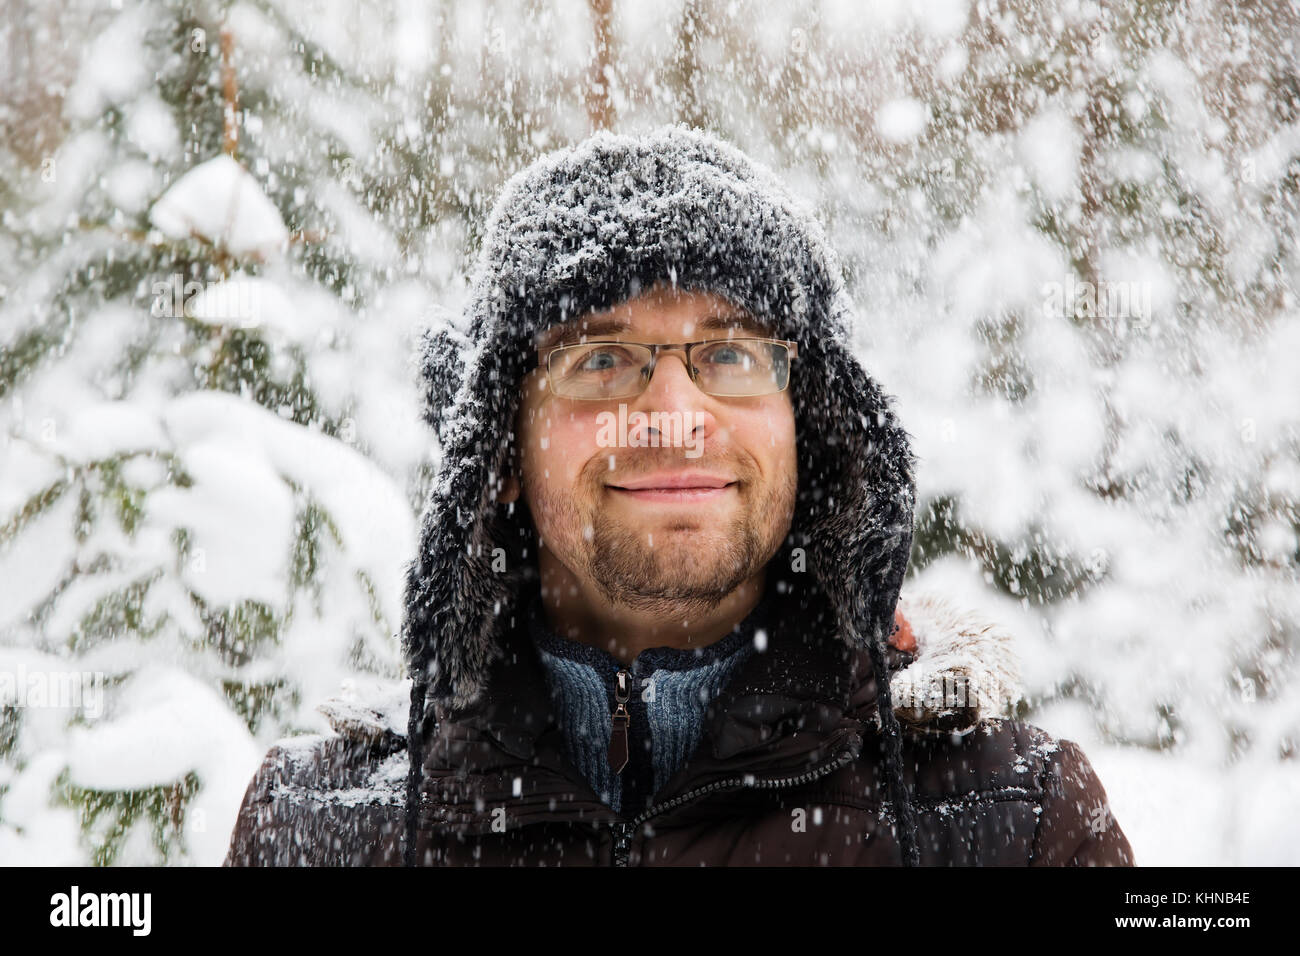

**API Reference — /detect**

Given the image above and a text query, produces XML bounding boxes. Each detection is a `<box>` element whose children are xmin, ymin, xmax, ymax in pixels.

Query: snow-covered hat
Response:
<box><xmin>404</xmin><ymin>123</ymin><xmax>920</xmax><ymax>862</ymax></box>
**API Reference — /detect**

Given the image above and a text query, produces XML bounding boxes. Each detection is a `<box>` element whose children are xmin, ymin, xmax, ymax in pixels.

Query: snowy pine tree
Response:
<box><xmin>0</xmin><ymin>1</ymin><xmax>424</xmax><ymax>864</ymax></box>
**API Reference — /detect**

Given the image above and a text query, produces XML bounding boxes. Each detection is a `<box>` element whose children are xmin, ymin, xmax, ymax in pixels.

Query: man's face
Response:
<box><xmin>501</xmin><ymin>283</ymin><xmax>798</xmax><ymax>617</ymax></box>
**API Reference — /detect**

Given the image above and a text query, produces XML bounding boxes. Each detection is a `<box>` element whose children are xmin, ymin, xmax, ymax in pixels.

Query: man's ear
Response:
<box><xmin>500</xmin><ymin>472</ymin><xmax>520</xmax><ymax>504</ymax></box>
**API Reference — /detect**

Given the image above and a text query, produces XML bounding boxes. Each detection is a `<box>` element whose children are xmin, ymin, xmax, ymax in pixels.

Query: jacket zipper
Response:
<box><xmin>607</xmin><ymin>668</ymin><xmax>631</xmax><ymax>775</ymax></box>
<box><xmin>607</xmin><ymin>736</ymin><xmax>861</xmax><ymax>867</ymax></box>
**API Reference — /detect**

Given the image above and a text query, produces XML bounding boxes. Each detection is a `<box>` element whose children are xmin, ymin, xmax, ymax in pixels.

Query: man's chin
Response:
<box><xmin>602</xmin><ymin>519</ymin><xmax>736</xmax><ymax>547</ymax></box>
<box><xmin>592</xmin><ymin>568</ymin><xmax>744</xmax><ymax>611</ymax></box>
<box><xmin>589</xmin><ymin>523</ymin><xmax>759</xmax><ymax>603</ymax></box>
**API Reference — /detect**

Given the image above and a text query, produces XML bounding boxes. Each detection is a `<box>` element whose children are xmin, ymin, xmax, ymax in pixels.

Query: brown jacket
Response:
<box><xmin>224</xmin><ymin>589</ymin><xmax>1135</xmax><ymax>867</ymax></box>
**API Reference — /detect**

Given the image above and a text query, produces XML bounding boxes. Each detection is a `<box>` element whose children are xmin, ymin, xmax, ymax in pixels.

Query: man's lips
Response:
<box><xmin>606</xmin><ymin>471</ymin><xmax>739</xmax><ymax>504</ymax></box>
<box><xmin>610</xmin><ymin>472</ymin><xmax>734</xmax><ymax>490</ymax></box>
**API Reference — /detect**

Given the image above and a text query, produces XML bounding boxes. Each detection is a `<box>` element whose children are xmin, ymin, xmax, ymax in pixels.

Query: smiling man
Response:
<box><xmin>224</xmin><ymin>125</ymin><xmax>1134</xmax><ymax>867</ymax></box>
<box><xmin>509</xmin><ymin>287</ymin><xmax>795</xmax><ymax>664</ymax></box>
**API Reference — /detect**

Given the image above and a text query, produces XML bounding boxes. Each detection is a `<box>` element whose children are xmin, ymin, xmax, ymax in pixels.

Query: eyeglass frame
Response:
<box><xmin>534</xmin><ymin>336</ymin><xmax>801</xmax><ymax>400</ymax></box>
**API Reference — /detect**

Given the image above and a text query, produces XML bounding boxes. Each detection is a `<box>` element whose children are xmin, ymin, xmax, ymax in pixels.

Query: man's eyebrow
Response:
<box><xmin>694</xmin><ymin>312</ymin><xmax>771</xmax><ymax>335</ymax></box>
<box><xmin>535</xmin><ymin>319</ymin><xmax>630</xmax><ymax>350</ymax></box>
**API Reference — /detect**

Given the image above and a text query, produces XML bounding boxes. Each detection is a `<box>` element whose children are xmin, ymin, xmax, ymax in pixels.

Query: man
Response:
<box><xmin>224</xmin><ymin>125</ymin><xmax>1134</xmax><ymax>866</ymax></box>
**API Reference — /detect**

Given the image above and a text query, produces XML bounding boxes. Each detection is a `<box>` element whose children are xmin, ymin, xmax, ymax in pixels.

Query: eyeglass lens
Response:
<box><xmin>548</xmin><ymin>340</ymin><xmax>791</xmax><ymax>399</ymax></box>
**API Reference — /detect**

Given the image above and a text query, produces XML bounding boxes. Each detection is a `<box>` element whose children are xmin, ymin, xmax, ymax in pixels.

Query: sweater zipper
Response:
<box><xmin>607</xmin><ymin>735</ymin><xmax>861</xmax><ymax>867</ymax></box>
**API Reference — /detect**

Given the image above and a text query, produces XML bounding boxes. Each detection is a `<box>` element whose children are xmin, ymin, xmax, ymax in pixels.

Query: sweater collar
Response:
<box><xmin>443</xmin><ymin>574</ymin><xmax>868</xmax><ymax>767</ymax></box>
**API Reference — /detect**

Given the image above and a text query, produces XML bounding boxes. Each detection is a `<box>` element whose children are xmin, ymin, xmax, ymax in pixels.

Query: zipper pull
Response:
<box><xmin>608</xmin><ymin>668</ymin><xmax>631</xmax><ymax>774</ymax></box>
<box><xmin>611</xmin><ymin>821</ymin><xmax>634</xmax><ymax>867</ymax></box>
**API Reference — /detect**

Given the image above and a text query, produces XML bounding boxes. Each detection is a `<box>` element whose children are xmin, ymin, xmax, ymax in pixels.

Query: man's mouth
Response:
<box><xmin>606</xmin><ymin>471</ymin><xmax>739</xmax><ymax>504</ymax></box>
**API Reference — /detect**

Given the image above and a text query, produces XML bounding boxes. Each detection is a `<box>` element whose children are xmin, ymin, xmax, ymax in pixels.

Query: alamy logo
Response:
<box><xmin>899</xmin><ymin>673</ymin><xmax>997</xmax><ymax>713</ymax></box>
<box><xmin>151</xmin><ymin>273</ymin><xmax>261</xmax><ymax>327</ymax></box>
<box><xmin>595</xmin><ymin>404</ymin><xmax>705</xmax><ymax>459</ymax></box>
<box><xmin>0</xmin><ymin>665</ymin><xmax>103</xmax><ymax>719</ymax></box>
<box><xmin>49</xmin><ymin>886</ymin><xmax>151</xmax><ymax>936</ymax></box>
<box><xmin>1041</xmin><ymin>275</ymin><xmax>1152</xmax><ymax>323</ymax></box>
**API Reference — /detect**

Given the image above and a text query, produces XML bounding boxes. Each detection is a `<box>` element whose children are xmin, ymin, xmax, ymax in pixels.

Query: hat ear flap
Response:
<box><xmin>418</xmin><ymin>319</ymin><xmax>471</xmax><ymax>442</ymax></box>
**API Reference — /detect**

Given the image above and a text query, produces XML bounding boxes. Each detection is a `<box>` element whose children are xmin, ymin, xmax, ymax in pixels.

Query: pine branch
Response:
<box><xmin>220</xmin><ymin>27</ymin><xmax>240</xmax><ymax>158</ymax></box>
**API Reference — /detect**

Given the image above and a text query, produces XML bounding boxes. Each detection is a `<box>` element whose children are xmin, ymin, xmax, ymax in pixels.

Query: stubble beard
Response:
<box><xmin>529</xmin><ymin>456</ymin><xmax>797</xmax><ymax>620</ymax></box>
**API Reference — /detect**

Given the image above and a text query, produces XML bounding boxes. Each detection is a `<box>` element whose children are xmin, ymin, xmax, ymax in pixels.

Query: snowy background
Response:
<box><xmin>1</xmin><ymin>0</ymin><xmax>1298</xmax><ymax>865</ymax></box>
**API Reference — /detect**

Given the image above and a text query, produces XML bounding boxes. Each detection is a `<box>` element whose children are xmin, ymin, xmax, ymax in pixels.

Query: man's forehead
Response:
<box><xmin>533</xmin><ymin>307</ymin><xmax>773</xmax><ymax>349</ymax></box>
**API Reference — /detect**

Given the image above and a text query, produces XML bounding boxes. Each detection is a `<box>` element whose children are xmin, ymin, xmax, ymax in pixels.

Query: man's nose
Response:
<box><xmin>627</xmin><ymin>350</ymin><xmax>718</xmax><ymax>447</ymax></box>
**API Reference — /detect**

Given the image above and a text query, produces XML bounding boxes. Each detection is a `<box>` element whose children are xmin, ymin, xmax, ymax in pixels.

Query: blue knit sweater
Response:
<box><xmin>525</xmin><ymin>586</ymin><xmax>774</xmax><ymax>817</ymax></box>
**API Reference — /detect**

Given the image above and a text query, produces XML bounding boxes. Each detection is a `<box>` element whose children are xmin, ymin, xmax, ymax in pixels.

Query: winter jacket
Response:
<box><xmin>224</xmin><ymin>124</ymin><xmax>1135</xmax><ymax>866</ymax></box>
<box><xmin>223</xmin><ymin>585</ymin><xmax>1133</xmax><ymax>866</ymax></box>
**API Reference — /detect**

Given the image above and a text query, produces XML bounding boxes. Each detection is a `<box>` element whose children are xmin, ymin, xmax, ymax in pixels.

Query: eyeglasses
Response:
<box><xmin>536</xmin><ymin>337</ymin><xmax>800</xmax><ymax>400</ymax></box>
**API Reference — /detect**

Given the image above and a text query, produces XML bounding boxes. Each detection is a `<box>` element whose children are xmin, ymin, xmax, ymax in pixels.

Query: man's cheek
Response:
<box><xmin>529</xmin><ymin>434</ymin><xmax>597</xmax><ymax>502</ymax></box>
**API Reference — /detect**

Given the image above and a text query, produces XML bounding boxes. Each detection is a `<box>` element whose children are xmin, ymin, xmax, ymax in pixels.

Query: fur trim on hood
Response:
<box><xmin>890</xmin><ymin>591</ymin><xmax>1023</xmax><ymax>735</ymax></box>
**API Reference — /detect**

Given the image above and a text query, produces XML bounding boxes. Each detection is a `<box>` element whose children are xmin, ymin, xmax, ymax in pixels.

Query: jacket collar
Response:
<box><xmin>321</xmin><ymin>585</ymin><xmax>1023</xmax><ymax>769</ymax></box>
<box><xmin>320</xmin><ymin>584</ymin><xmax>1022</xmax><ymax>832</ymax></box>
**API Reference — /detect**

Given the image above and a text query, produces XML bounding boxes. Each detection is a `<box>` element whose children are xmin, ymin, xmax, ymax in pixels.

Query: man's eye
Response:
<box><xmin>703</xmin><ymin>344</ymin><xmax>756</xmax><ymax>366</ymax></box>
<box><xmin>577</xmin><ymin>348</ymin><xmax>633</xmax><ymax>371</ymax></box>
